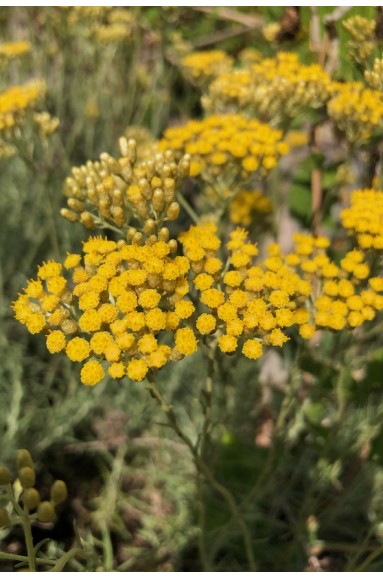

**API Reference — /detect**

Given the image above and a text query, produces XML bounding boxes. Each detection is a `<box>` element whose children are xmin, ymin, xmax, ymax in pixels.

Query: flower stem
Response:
<box><xmin>145</xmin><ymin>373</ymin><xmax>257</xmax><ymax>571</ymax></box>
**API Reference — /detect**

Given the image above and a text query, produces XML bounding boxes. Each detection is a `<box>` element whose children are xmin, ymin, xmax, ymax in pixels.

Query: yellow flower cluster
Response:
<box><xmin>284</xmin><ymin>232</ymin><xmax>383</xmax><ymax>332</ymax></box>
<box><xmin>60</xmin><ymin>6</ymin><xmax>133</xmax><ymax>44</ymax></box>
<box><xmin>12</xmin><ymin>235</ymin><xmax>197</xmax><ymax>385</ymax></box>
<box><xmin>62</xmin><ymin>138</ymin><xmax>188</xmax><ymax>240</ymax></box>
<box><xmin>204</xmin><ymin>52</ymin><xmax>332</xmax><ymax>125</ymax></box>
<box><xmin>340</xmin><ymin>189</ymin><xmax>383</xmax><ymax>250</ymax></box>
<box><xmin>179</xmin><ymin>224</ymin><xmax>313</xmax><ymax>357</ymax></box>
<box><xmin>328</xmin><ymin>83</ymin><xmax>383</xmax><ymax>142</ymax></box>
<box><xmin>181</xmin><ymin>50</ymin><xmax>233</xmax><ymax>88</ymax></box>
<box><xmin>34</xmin><ymin>112</ymin><xmax>60</xmax><ymax>140</ymax></box>
<box><xmin>0</xmin><ymin>80</ymin><xmax>46</xmax><ymax>137</ymax></box>
<box><xmin>365</xmin><ymin>57</ymin><xmax>383</xmax><ymax>91</ymax></box>
<box><xmin>343</xmin><ymin>15</ymin><xmax>375</xmax><ymax>65</ymax></box>
<box><xmin>229</xmin><ymin>190</ymin><xmax>272</xmax><ymax>226</ymax></box>
<box><xmin>0</xmin><ymin>41</ymin><xmax>30</xmax><ymax>67</ymax></box>
<box><xmin>158</xmin><ymin>114</ymin><xmax>289</xmax><ymax>194</ymax></box>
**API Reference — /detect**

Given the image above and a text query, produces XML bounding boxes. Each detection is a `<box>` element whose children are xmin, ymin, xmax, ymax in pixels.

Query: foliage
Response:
<box><xmin>2</xmin><ymin>6</ymin><xmax>383</xmax><ymax>572</ymax></box>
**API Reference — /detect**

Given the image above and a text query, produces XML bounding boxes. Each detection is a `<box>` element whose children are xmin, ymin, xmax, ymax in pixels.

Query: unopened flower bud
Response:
<box><xmin>144</xmin><ymin>219</ymin><xmax>156</xmax><ymax>234</ymax></box>
<box><xmin>152</xmin><ymin>189</ymin><xmax>165</xmax><ymax>212</ymax></box>
<box><xmin>119</xmin><ymin>136</ymin><xmax>129</xmax><ymax>158</ymax></box>
<box><xmin>67</xmin><ymin>198</ymin><xmax>85</xmax><ymax>213</ymax></box>
<box><xmin>168</xmin><ymin>239</ymin><xmax>178</xmax><ymax>254</ymax></box>
<box><xmin>158</xmin><ymin>227</ymin><xmax>170</xmax><ymax>242</ymax></box>
<box><xmin>17</xmin><ymin>450</ymin><xmax>33</xmax><ymax>471</ymax></box>
<box><xmin>167</xmin><ymin>202</ymin><xmax>180</xmax><ymax>221</ymax></box>
<box><xmin>80</xmin><ymin>211</ymin><xmax>96</xmax><ymax>229</ymax></box>
<box><xmin>37</xmin><ymin>501</ymin><xmax>55</xmax><ymax>524</ymax></box>
<box><xmin>50</xmin><ymin>480</ymin><xmax>68</xmax><ymax>505</ymax></box>
<box><xmin>22</xmin><ymin>488</ymin><xmax>40</xmax><ymax>510</ymax></box>
<box><xmin>19</xmin><ymin>467</ymin><xmax>35</xmax><ymax>488</ymax></box>
<box><xmin>61</xmin><ymin>320</ymin><xmax>78</xmax><ymax>335</ymax></box>
<box><xmin>60</xmin><ymin>208</ymin><xmax>79</xmax><ymax>223</ymax></box>
<box><xmin>0</xmin><ymin>466</ymin><xmax>11</xmax><ymax>485</ymax></box>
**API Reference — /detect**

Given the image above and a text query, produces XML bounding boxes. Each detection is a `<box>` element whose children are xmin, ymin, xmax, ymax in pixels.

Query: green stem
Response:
<box><xmin>47</xmin><ymin>548</ymin><xmax>88</xmax><ymax>572</ymax></box>
<box><xmin>0</xmin><ymin>552</ymin><xmax>56</xmax><ymax>566</ymax></box>
<box><xmin>145</xmin><ymin>374</ymin><xmax>256</xmax><ymax>571</ymax></box>
<box><xmin>22</xmin><ymin>505</ymin><xmax>36</xmax><ymax>572</ymax></box>
<box><xmin>177</xmin><ymin>191</ymin><xmax>200</xmax><ymax>224</ymax></box>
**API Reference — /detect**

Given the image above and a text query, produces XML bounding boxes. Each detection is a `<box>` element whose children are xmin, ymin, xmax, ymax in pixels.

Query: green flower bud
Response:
<box><xmin>19</xmin><ymin>467</ymin><xmax>35</xmax><ymax>489</ymax></box>
<box><xmin>0</xmin><ymin>466</ymin><xmax>11</xmax><ymax>485</ymax></box>
<box><xmin>0</xmin><ymin>507</ymin><xmax>10</xmax><ymax>527</ymax></box>
<box><xmin>37</xmin><ymin>501</ymin><xmax>55</xmax><ymax>524</ymax></box>
<box><xmin>50</xmin><ymin>480</ymin><xmax>68</xmax><ymax>505</ymax></box>
<box><xmin>17</xmin><ymin>450</ymin><xmax>33</xmax><ymax>471</ymax></box>
<box><xmin>22</xmin><ymin>488</ymin><xmax>41</xmax><ymax>510</ymax></box>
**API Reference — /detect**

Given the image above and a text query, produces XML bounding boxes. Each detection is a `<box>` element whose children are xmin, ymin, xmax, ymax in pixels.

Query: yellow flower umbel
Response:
<box><xmin>13</xmin><ymin>235</ymin><xmax>197</xmax><ymax>385</ymax></box>
<box><xmin>158</xmin><ymin>114</ymin><xmax>289</xmax><ymax>195</ymax></box>
<box><xmin>328</xmin><ymin>83</ymin><xmax>383</xmax><ymax>143</ymax></box>
<box><xmin>229</xmin><ymin>190</ymin><xmax>272</xmax><ymax>227</ymax></box>
<box><xmin>181</xmin><ymin>50</ymin><xmax>233</xmax><ymax>89</ymax></box>
<box><xmin>340</xmin><ymin>189</ymin><xmax>383</xmax><ymax>250</ymax></box>
<box><xmin>179</xmin><ymin>224</ymin><xmax>313</xmax><ymax>358</ymax></box>
<box><xmin>0</xmin><ymin>80</ymin><xmax>46</xmax><ymax>138</ymax></box>
<box><xmin>62</xmin><ymin>138</ymin><xmax>188</xmax><ymax>240</ymax></box>
<box><xmin>342</xmin><ymin>15</ymin><xmax>375</xmax><ymax>65</ymax></box>
<box><xmin>283</xmin><ymin>232</ymin><xmax>383</xmax><ymax>333</ymax></box>
<box><xmin>0</xmin><ymin>41</ymin><xmax>30</xmax><ymax>68</ymax></box>
<box><xmin>204</xmin><ymin>52</ymin><xmax>332</xmax><ymax>125</ymax></box>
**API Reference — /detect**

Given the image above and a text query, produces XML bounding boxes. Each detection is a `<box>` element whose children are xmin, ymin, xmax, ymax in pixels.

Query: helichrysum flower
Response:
<box><xmin>328</xmin><ymin>83</ymin><xmax>383</xmax><ymax>142</ymax></box>
<box><xmin>204</xmin><ymin>52</ymin><xmax>332</xmax><ymax>125</ymax></box>
<box><xmin>340</xmin><ymin>189</ymin><xmax>383</xmax><ymax>250</ymax></box>
<box><xmin>0</xmin><ymin>80</ymin><xmax>46</xmax><ymax>137</ymax></box>
<box><xmin>181</xmin><ymin>50</ymin><xmax>233</xmax><ymax>89</ymax></box>
<box><xmin>158</xmin><ymin>114</ymin><xmax>289</xmax><ymax>194</ymax></box>
<box><xmin>13</xmin><ymin>235</ymin><xmax>197</xmax><ymax>385</ymax></box>
<box><xmin>230</xmin><ymin>190</ymin><xmax>272</xmax><ymax>226</ymax></box>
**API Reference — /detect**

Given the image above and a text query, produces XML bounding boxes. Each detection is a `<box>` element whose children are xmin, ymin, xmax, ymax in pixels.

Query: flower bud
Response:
<box><xmin>168</xmin><ymin>239</ymin><xmax>178</xmax><ymax>254</ymax></box>
<box><xmin>50</xmin><ymin>480</ymin><xmax>68</xmax><ymax>505</ymax></box>
<box><xmin>37</xmin><ymin>501</ymin><xmax>55</xmax><ymax>524</ymax></box>
<box><xmin>19</xmin><ymin>467</ymin><xmax>35</xmax><ymax>488</ymax></box>
<box><xmin>17</xmin><ymin>450</ymin><xmax>33</xmax><ymax>471</ymax></box>
<box><xmin>22</xmin><ymin>488</ymin><xmax>40</xmax><ymax>510</ymax></box>
<box><xmin>80</xmin><ymin>211</ymin><xmax>96</xmax><ymax>229</ymax></box>
<box><xmin>60</xmin><ymin>208</ymin><xmax>79</xmax><ymax>223</ymax></box>
<box><xmin>152</xmin><ymin>189</ymin><xmax>165</xmax><ymax>212</ymax></box>
<box><xmin>167</xmin><ymin>202</ymin><xmax>180</xmax><ymax>221</ymax></box>
<box><xmin>0</xmin><ymin>466</ymin><xmax>11</xmax><ymax>485</ymax></box>
<box><xmin>158</xmin><ymin>227</ymin><xmax>169</xmax><ymax>242</ymax></box>
<box><xmin>61</xmin><ymin>320</ymin><xmax>78</xmax><ymax>335</ymax></box>
<box><xmin>0</xmin><ymin>507</ymin><xmax>10</xmax><ymax>527</ymax></box>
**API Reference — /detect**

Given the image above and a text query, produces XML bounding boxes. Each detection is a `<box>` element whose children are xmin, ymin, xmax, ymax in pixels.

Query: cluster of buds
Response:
<box><xmin>0</xmin><ymin>449</ymin><xmax>67</xmax><ymax>527</ymax></box>
<box><xmin>33</xmin><ymin>111</ymin><xmax>60</xmax><ymax>140</ymax></box>
<box><xmin>203</xmin><ymin>52</ymin><xmax>333</xmax><ymax>126</ymax></box>
<box><xmin>343</xmin><ymin>15</ymin><xmax>376</xmax><ymax>65</ymax></box>
<box><xmin>62</xmin><ymin>137</ymin><xmax>188</xmax><ymax>242</ymax></box>
<box><xmin>180</xmin><ymin>50</ymin><xmax>233</xmax><ymax>89</ymax></box>
<box><xmin>365</xmin><ymin>56</ymin><xmax>383</xmax><ymax>90</ymax></box>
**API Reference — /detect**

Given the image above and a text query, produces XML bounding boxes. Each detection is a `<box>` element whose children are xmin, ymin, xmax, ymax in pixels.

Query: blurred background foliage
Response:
<box><xmin>2</xmin><ymin>6</ymin><xmax>383</xmax><ymax>571</ymax></box>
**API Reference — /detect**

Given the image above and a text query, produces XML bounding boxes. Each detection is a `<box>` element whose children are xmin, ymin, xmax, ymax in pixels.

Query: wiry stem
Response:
<box><xmin>145</xmin><ymin>373</ymin><xmax>257</xmax><ymax>571</ymax></box>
